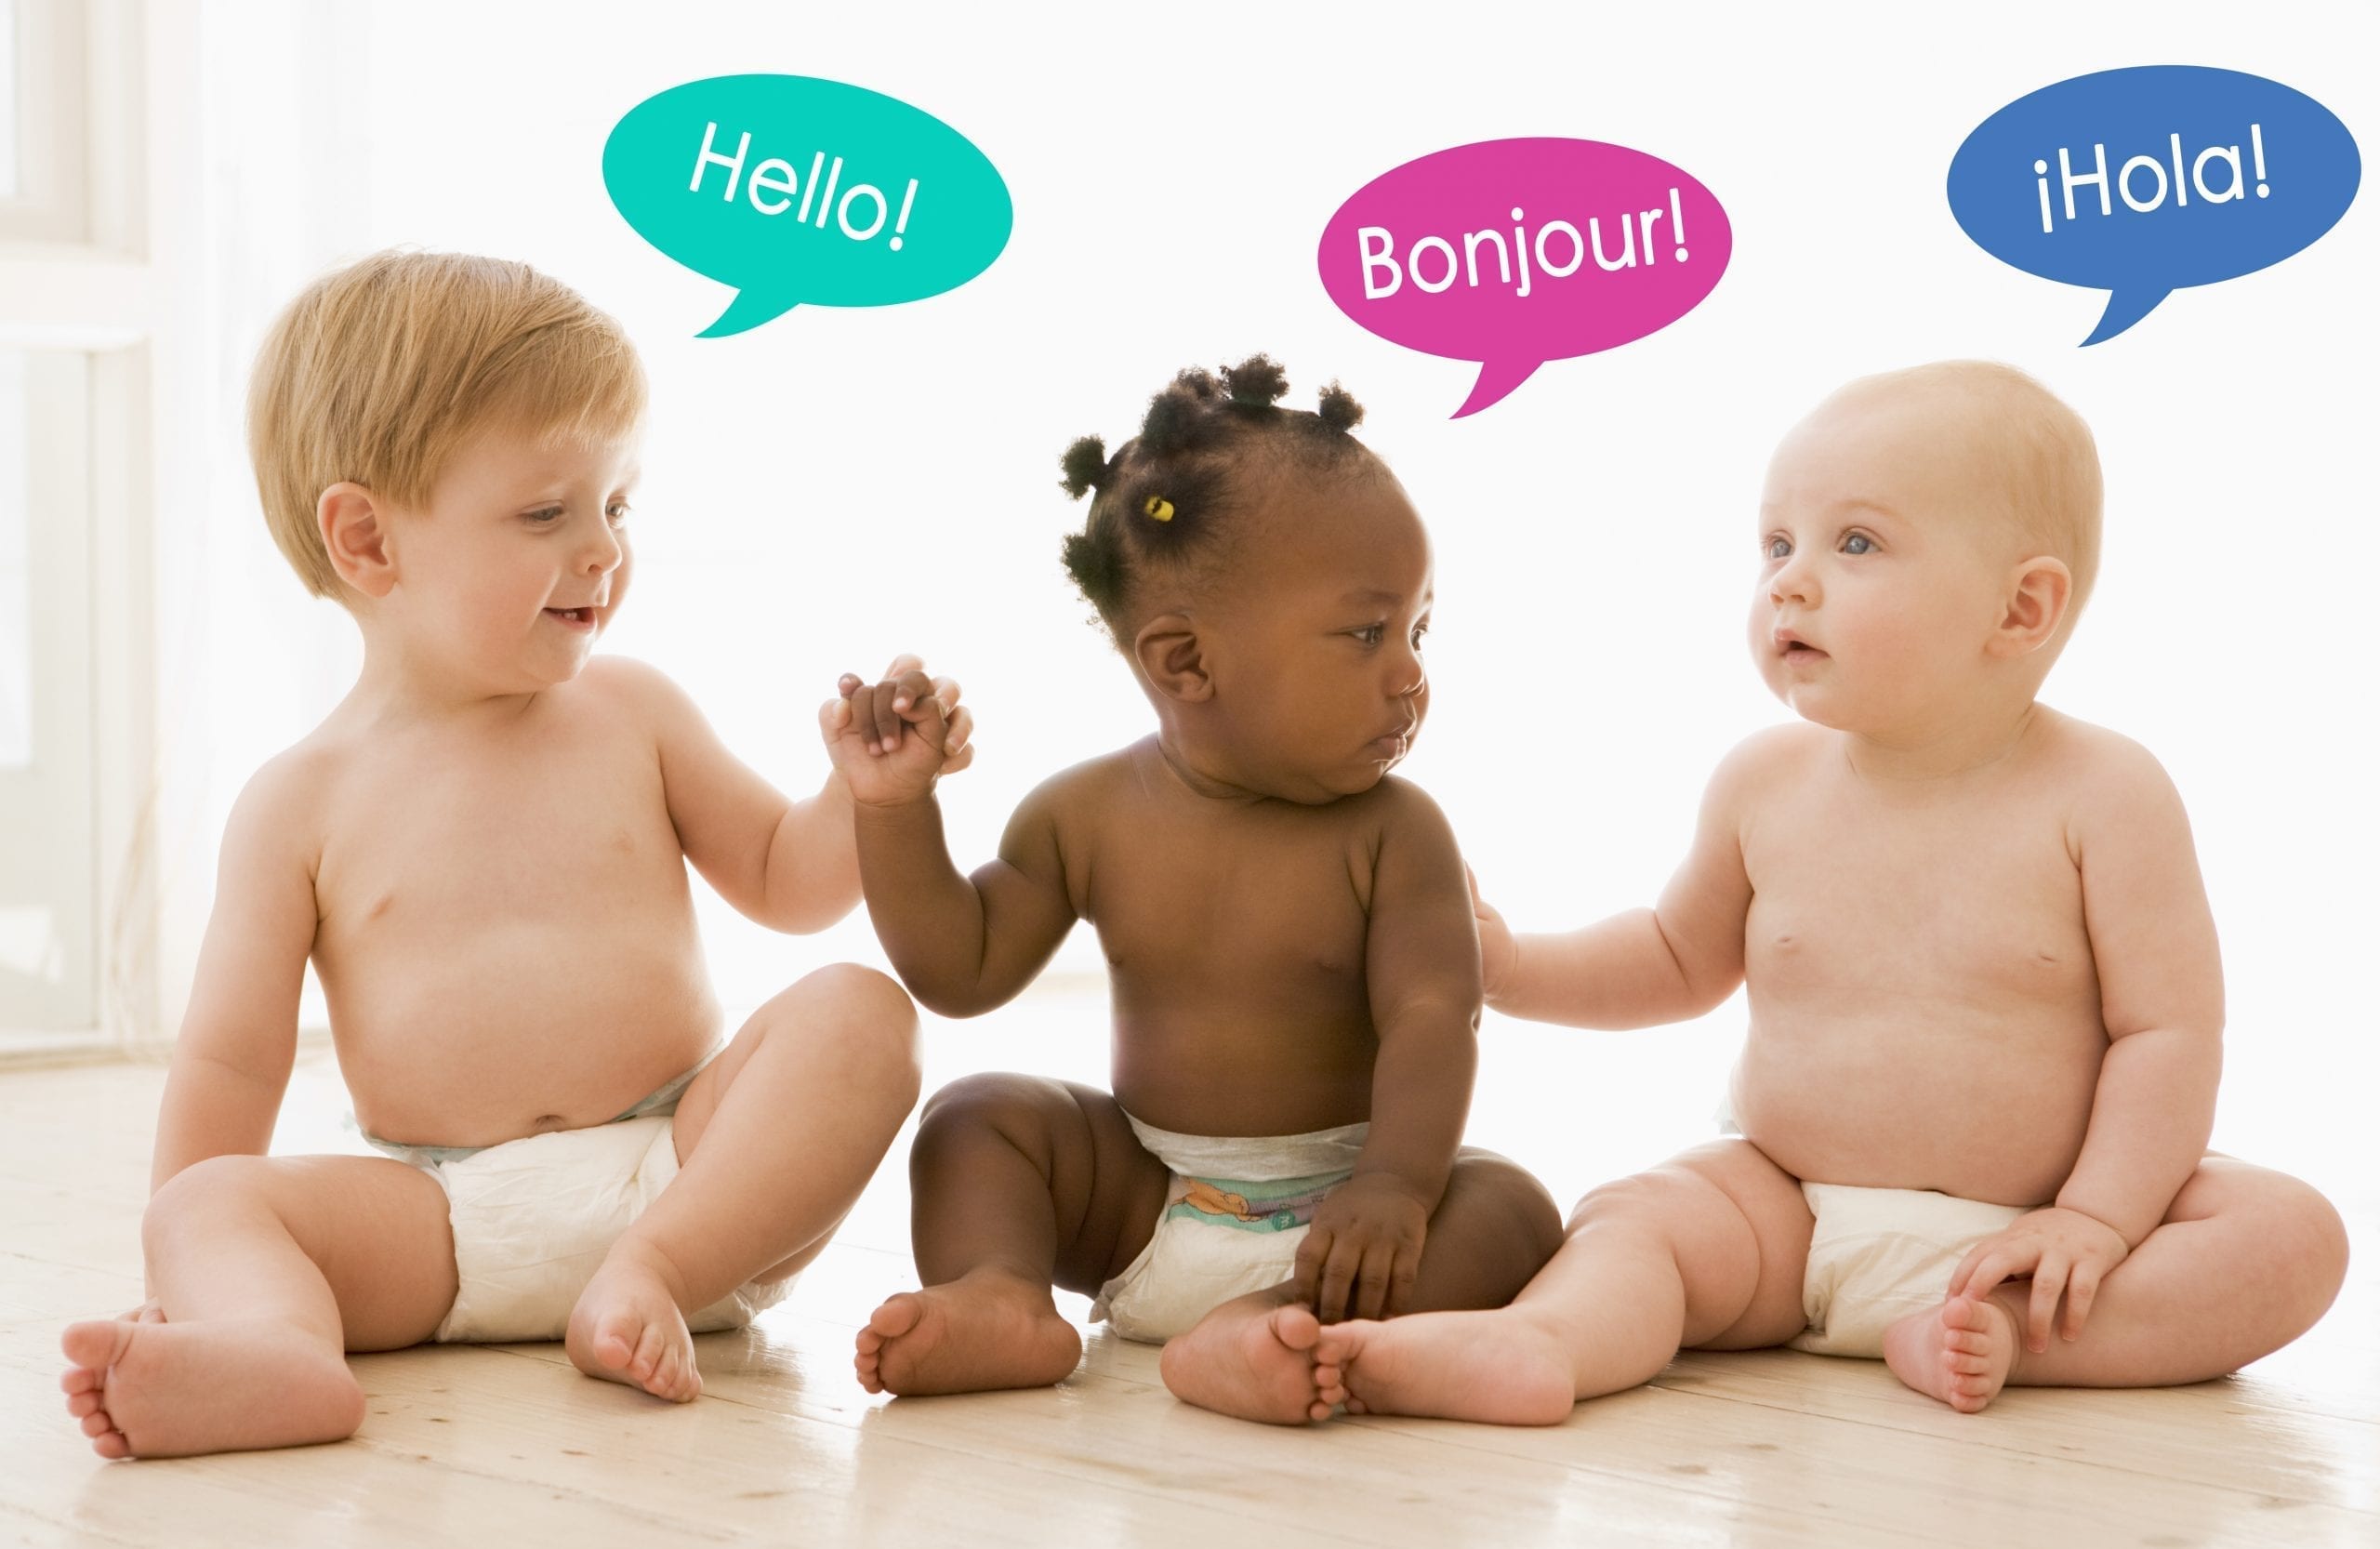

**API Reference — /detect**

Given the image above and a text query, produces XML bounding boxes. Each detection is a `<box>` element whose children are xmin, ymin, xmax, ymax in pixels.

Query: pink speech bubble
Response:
<box><xmin>1318</xmin><ymin>139</ymin><xmax>1733</xmax><ymax>417</ymax></box>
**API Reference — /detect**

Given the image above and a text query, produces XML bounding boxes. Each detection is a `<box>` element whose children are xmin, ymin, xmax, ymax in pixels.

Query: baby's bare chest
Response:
<box><xmin>1743</xmin><ymin>786</ymin><xmax>2093</xmax><ymax>998</ymax></box>
<box><xmin>1082</xmin><ymin>811</ymin><xmax>1375</xmax><ymax>987</ymax></box>
<box><xmin>314</xmin><ymin>729</ymin><xmax>685</xmax><ymax>937</ymax></box>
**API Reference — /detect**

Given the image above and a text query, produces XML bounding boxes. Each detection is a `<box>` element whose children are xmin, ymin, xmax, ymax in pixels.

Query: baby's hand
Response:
<box><xmin>1295</xmin><ymin>1173</ymin><xmax>1430</xmax><ymax>1323</ymax></box>
<box><xmin>1949</xmin><ymin>1206</ymin><xmax>2130</xmax><ymax>1352</ymax></box>
<box><xmin>1467</xmin><ymin>864</ymin><xmax>1517</xmax><ymax>1003</ymax></box>
<box><xmin>819</xmin><ymin>654</ymin><xmax>973</xmax><ymax>808</ymax></box>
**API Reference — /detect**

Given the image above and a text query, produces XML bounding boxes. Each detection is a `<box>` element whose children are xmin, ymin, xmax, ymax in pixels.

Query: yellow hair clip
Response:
<box><xmin>1143</xmin><ymin>496</ymin><xmax>1175</xmax><ymax>523</ymax></box>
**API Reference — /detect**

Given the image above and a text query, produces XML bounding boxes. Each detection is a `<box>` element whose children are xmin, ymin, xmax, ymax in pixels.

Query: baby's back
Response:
<box><xmin>300</xmin><ymin>661</ymin><xmax>720</xmax><ymax>1147</ymax></box>
<box><xmin>1732</xmin><ymin>711</ymin><xmax>2135</xmax><ymax>1203</ymax></box>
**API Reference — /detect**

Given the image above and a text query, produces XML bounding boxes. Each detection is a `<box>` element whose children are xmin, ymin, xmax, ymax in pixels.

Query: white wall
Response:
<box><xmin>176</xmin><ymin>0</ymin><xmax>2375</xmax><ymax>1204</ymax></box>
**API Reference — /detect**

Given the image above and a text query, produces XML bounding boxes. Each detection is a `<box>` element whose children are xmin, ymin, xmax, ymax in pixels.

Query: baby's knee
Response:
<box><xmin>1448</xmin><ymin>1152</ymin><xmax>1565</xmax><ymax>1259</ymax></box>
<box><xmin>787</xmin><ymin>963</ymin><xmax>922</xmax><ymax>1094</ymax></box>
<box><xmin>142</xmin><ymin>1153</ymin><xmax>278</xmax><ymax>1252</ymax></box>
<box><xmin>2268</xmin><ymin>1174</ymin><xmax>2351</xmax><ymax>1312</ymax></box>
<box><xmin>910</xmin><ymin>1073</ymin><xmax>1057</xmax><ymax>1172</ymax></box>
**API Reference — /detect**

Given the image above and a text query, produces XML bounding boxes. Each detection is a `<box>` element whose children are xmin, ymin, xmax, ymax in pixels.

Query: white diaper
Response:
<box><xmin>1091</xmin><ymin>1114</ymin><xmax>1368</xmax><ymax>1344</ymax></box>
<box><xmin>1789</xmin><ymin>1182</ymin><xmax>2026</xmax><ymax>1357</ymax></box>
<box><xmin>356</xmin><ymin>1047</ymin><xmax>788</xmax><ymax>1342</ymax></box>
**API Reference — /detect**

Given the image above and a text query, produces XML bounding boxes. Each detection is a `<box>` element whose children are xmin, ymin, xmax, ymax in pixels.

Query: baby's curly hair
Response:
<box><xmin>1058</xmin><ymin>354</ymin><xmax>1373</xmax><ymax>638</ymax></box>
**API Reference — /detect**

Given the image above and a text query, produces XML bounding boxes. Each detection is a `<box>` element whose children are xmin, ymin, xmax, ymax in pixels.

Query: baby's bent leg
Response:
<box><xmin>856</xmin><ymin>1071</ymin><xmax>1170</xmax><ymax>1397</ymax></box>
<box><xmin>569</xmin><ymin>964</ymin><xmax>921</xmax><ymax>1401</ymax></box>
<box><xmin>1162</xmin><ymin>1151</ymin><xmax>1564</xmax><ymax>1424</ymax></box>
<box><xmin>60</xmin><ymin>1154</ymin><xmax>456</xmax><ymax>1458</ymax></box>
<box><xmin>1315</xmin><ymin>1139</ymin><xmax>1814</xmax><ymax>1424</ymax></box>
<box><xmin>1991</xmin><ymin>1158</ymin><xmax>2347</xmax><ymax>1392</ymax></box>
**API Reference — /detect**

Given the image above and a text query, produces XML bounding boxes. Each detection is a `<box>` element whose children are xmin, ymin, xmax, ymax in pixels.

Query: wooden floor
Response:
<box><xmin>3</xmin><ymin>1047</ymin><xmax>2373</xmax><ymax>1548</ymax></box>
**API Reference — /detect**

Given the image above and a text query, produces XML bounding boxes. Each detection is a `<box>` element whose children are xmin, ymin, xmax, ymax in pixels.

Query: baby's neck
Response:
<box><xmin>1842</xmin><ymin>698</ymin><xmax>2045</xmax><ymax>785</ymax></box>
<box><xmin>340</xmin><ymin>630</ymin><xmax>543</xmax><ymax>728</ymax></box>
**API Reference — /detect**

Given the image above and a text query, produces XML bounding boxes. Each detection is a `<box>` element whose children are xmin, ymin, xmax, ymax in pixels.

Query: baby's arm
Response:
<box><xmin>1955</xmin><ymin>738</ymin><xmax>2223</xmax><ymax>1344</ymax></box>
<box><xmin>600</xmin><ymin>655</ymin><xmax>967</xmax><ymax>934</ymax></box>
<box><xmin>1480</xmin><ymin>732</ymin><xmax>1769</xmax><ymax>1027</ymax></box>
<box><xmin>825</xmin><ymin>693</ymin><xmax>1077</xmax><ymax>1017</ymax></box>
<box><xmin>150</xmin><ymin>761</ymin><xmax>317</xmax><ymax>1192</ymax></box>
<box><xmin>1300</xmin><ymin>784</ymin><xmax>1480</xmax><ymax>1322</ymax></box>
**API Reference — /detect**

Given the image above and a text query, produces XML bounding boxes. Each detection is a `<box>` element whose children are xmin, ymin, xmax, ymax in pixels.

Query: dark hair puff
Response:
<box><xmin>1058</xmin><ymin>354</ymin><xmax>1369</xmax><ymax>631</ymax></box>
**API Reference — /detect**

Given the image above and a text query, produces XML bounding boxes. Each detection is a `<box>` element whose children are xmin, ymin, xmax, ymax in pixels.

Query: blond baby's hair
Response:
<box><xmin>246</xmin><ymin>249</ymin><xmax>647</xmax><ymax>600</ymax></box>
<box><xmin>1859</xmin><ymin>361</ymin><xmax>2103</xmax><ymax>635</ymax></box>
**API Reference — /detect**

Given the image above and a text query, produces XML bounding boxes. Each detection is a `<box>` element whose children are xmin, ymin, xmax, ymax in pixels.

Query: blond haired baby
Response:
<box><xmin>58</xmin><ymin>251</ymin><xmax>959</xmax><ymax>1456</ymax></box>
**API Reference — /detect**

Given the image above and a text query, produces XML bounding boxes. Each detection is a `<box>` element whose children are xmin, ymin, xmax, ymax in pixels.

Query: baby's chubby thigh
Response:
<box><xmin>906</xmin><ymin>1071</ymin><xmax>1175</xmax><ymax>1293</ymax></box>
<box><xmin>1556</xmin><ymin>1138</ymin><xmax>1817</xmax><ymax>1351</ymax></box>
<box><xmin>143</xmin><ymin>1152</ymin><xmax>460</xmax><ymax>1350</ymax></box>
<box><xmin>639</xmin><ymin>963</ymin><xmax>924</xmax><ymax>1291</ymax></box>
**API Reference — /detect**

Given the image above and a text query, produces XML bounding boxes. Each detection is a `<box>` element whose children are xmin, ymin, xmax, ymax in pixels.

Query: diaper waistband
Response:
<box><xmin>353</xmin><ymin>1043</ymin><xmax>724</xmax><ymax>1169</ymax></box>
<box><xmin>1121</xmin><ymin>1111</ymin><xmax>1369</xmax><ymax>1184</ymax></box>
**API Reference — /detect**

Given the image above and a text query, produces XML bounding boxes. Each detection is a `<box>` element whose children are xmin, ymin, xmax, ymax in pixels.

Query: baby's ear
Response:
<box><xmin>317</xmin><ymin>482</ymin><xmax>397</xmax><ymax>601</ymax></box>
<box><xmin>1131</xmin><ymin>612</ymin><xmax>1213</xmax><ymax>702</ymax></box>
<box><xmin>1990</xmin><ymin>555</ymin><xmax>2072</xmax><ymax>656</ymax></box>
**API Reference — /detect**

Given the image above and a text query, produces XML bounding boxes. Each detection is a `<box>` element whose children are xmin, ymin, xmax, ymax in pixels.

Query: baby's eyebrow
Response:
<box><xmin>1340</xmin><ymin>588</ymin><xmax>1408</xmax><ymax>605</ymax></box>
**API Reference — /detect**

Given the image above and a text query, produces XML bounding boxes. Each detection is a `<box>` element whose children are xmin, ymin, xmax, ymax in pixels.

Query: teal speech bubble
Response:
<box><xmin>603</xmin><ymin>74</ymin><xmax>1012</xmax><ymax>337</ymax></box>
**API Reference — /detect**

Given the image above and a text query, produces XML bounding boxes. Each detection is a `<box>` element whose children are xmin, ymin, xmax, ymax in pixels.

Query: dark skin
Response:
<box><xmin>826</xmin><ymin>459</ymin><xmax>1562</xmax><ymax>1422</ymax></box>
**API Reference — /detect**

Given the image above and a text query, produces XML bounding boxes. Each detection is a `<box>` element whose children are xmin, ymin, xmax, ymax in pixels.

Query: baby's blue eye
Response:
<box><xmin>607</xmin><ymin>502</ymin><xmax>632</xmax><ymax>527</ymax></box>
<box><xmin>525</xmin><ymin>507</ymin><xmax>564</xmax><ymax>525</ymax></box>
<box><xmin>1410</xmin><ymin>623</ymin><xmax>1429</xmax><ymax>649</ymax></box>
<box><xmin>1843</xmin><ymin>532</ymin><xmax>1875</xmax><ymax>555</ymax></box>
<box><xmin>1765</xmin><ymin>536</ymin><xmax>1792</xmax><ymax>561</ymax></box>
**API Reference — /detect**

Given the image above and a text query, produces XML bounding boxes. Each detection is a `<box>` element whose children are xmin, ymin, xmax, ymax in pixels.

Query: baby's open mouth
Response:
<box><xmin>546</xmin><ymin>606</ymin><xmax>594</xmax><ymax>625</ymax></box>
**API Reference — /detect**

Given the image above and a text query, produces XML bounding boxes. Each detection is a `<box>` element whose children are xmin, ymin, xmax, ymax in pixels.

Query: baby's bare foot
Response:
<box><xmin>853</xmin><ymin>1270</ymin><xmax>1081</xmax><ymax>1396</ymax></box>
<box><xmin>1884</xmin><ymin>1294</ymin><xmax>2017</xmax><ymax>1413</ymax></box>
<box><xmin>566</xmin><ymin>1243</ymin><xmax>702</xmax><ymax>1402</ymax></box>
<box><xmin>1157</xmin><ymin>1300</ymin><xmax>1330</xmax><ymax>1425</ymax></box>
<box><xmin>1313</xmin><ymin>1309</ymin><xmax>1575</xmax><ymax>1425</ymax></box>
<box><xmin>59</xmin><ymin>1317</ymin><xmax>363</xmax><ymax>1459</ymax></box>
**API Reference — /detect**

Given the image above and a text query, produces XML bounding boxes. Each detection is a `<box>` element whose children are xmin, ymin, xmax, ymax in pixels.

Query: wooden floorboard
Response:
<box><xmin>3</xmin><ymin>1048</ymin><xmax>2373</xmax><ymax>1547</ymax></box>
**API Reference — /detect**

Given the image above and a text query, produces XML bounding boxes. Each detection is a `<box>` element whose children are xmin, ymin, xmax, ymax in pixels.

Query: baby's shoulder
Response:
<box><xmin>2027</xmin><ymin>707</ymin><xmax>2183</xmax><ymax>813</ymax></box>
<box><xmin>569</xmin><ymin>653</ymin><xmax>684</xmax><ymax>724</ymax></box>
<box><xmin>1708</xmin><ymin>720</ymin><xmax>1832</xmax><ymax>802</ymax></box>
<box><xmin>222</xmin><ymin>730</ymin><xmax>347</xmax><ymax>877</ymax></box>
<box><xmin>1014</xmin><ymin>744</ymin><xmax>1147</xmax><ymax>830</ymax></box>
<box><xmin>1349</xmin><ymin>772</ymin><xmax>1454</xmax><ymax>836</ymax></box>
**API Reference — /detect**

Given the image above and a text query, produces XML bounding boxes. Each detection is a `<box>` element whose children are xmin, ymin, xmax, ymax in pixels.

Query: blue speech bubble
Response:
<box><xmin>1949</xmin><ymin>66</ymin><xmax>2360</xmax><ymax>344</ymax></box>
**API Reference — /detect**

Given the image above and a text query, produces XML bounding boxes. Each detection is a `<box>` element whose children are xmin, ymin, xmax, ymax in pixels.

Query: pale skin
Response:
<box><xmin>58</xmin><ymin>426</ymin><xmax>970</xmax><ymax>1457</ymax></box>
<box><xmin>1312</xmin><ymin>373</ymin><xmax>2350</xmax><ymax>1423</ymax></box>
<box><xmin>834</xmin><ymin>460</ymin><xmax>1560</xmax><ymax>1423</ymax></box>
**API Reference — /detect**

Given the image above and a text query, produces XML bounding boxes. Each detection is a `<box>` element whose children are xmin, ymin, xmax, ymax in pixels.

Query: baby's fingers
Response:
<box><xmin>1954</xmin><ymin>1242</ymin><xmax>2026</xmax><ymax>1302</ymax></box>
<box><xmin>1381</xmin><ymin>1241</ymin><xmax>1423</xmax><ymax>1320</ymax></box>
<box><xmin>1316</xmin><ymin>1236</ymin><xmax>1364</xmax><ymax>1324</ymax></box>
<box><xmin>942</xmin><ymin>706</ymin><xmax>977</xmax><ymax>773</ymax></box>
<box><xmin>1350</xmin><ymin>1240</ymin><xmax>1398</xmax><ymax>1323</ymax></box>
<box><xmin>2061</xmin><ymin>1263</ymin><xmax>2103</xmax><ymax>1342</ymax></box>
<box><xmin>874</xmin><ymin>678</ymin><xmax>920</xmax><ymax>750</ymax></box>
<box><xmin>1291</xmin><ymin>1226</ymin><xmax>1331</xmax><ymax>1310</ymax></box>
<box><xmin>929</xmin><ymin>673</ymin><xmax>963</xmax><ymax>719</ymax></box>
<box><xmin>2026</xmin><ymin>1256</ymin><xmax>2069</xmax><ymax>1353</ymax></box>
